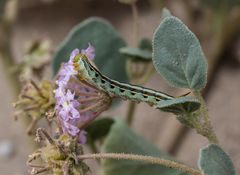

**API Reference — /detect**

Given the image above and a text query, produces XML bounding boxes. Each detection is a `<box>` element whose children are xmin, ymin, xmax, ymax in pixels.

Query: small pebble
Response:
<box><xmin>0</xmin><ymin>140</ymin><xmax>14</xmax><ymax>159</ymax></box>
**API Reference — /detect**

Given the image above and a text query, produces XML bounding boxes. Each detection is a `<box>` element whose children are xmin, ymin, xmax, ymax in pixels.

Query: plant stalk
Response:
<box><xmin>126</xmin><ymin>101</ymin><xmax>136</xmax><ymax>125</ymax></box>
<box><xmin>193</xmin><ymin>91</ymin><xmax>219</xmax><ymax>144</ymax></box>
<box><xmin>78</xmin><ymin>153</ymin><xmax>202</xmax><ymax>175</ymax></box>
<box><xmin>131</xmin><ymin>2</ymin><xmax>139</xmax><ymax>46</ymax></box>
<box><xmin>0</xmin><ymin>49</ymin><xmax>20</xmax><ymax>97</ymax></box>
<box><xmin>0</xmin><ymin>0</ymin><xmax>38</xmax><ymax>149</ymax></box>
<box><xmin>126</xmin><ymin>1</ymin><xmax>140</xmax><ymax>126</ymax></box>
<box><xmin>0</xmin><ymin>0</ymin><xmax>20</xmax><ymax>97</ymax></box>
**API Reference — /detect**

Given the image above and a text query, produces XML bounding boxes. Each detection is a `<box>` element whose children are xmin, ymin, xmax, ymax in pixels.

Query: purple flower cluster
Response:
<box><xmin>54</xmin><ymin>44</ymin><xmax>96</xmax><ymax>143</ymax></box>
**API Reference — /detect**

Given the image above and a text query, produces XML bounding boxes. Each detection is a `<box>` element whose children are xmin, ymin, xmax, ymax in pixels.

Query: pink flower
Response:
<box><xmin>57</xmin><ymin>63</ymin><xmax>77</xmax><ymax>86</ymax></box>
<box><xmin>57</xmin><ymin>90</ymin><xmax>80</xmax><ymax>120</ymax></box>
<box><xmin>61</xmin><ymin>120</ymin><xmax>80</xmax><ymax>137</ymax></box>
<box><xmin>54</xmin><ymin>44</ymin><xmax>106</xmax><ymax>144</ymax></box>
<box><xmin>81</xmin><ymin>43</ymin><xmax>95</xmax><ymax>60</ymax></box>
<box><xmin>70</xmin><ymin>48</ymin><xmax>80</xmax><ymax>61</ymax></box>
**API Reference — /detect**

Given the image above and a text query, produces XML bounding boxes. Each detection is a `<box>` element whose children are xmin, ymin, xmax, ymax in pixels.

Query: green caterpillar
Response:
<box><xmin>73</xmin><ymin>54</ymin><xmax>200</xmax><ymax>114</ymax></box>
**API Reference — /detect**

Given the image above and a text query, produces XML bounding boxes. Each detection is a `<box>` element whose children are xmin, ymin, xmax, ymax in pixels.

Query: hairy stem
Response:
<box><xmin>78</xmin><ymin>153</ymin><xmax>202</xmax><ymax>175</ymax></box>
<box><xmin>193</xmin><ymin>91</ymin><xmax>219</xmax><ymax>144</ymax></box>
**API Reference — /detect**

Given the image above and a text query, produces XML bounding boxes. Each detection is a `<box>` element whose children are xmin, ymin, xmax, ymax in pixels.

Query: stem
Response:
<box><xmin>78</xmin><ymin>153</ymin><xmax>202</xmax><ymax>175</ymax></box>
<box><xmin>125</xmin><ymin>2</ymin><xmax>140</xmax><ymax>126</ymax></box>
<box><xmin>193</xmin><ymin>91</ymin><xmax>219</xmax><ymax>144</ymax></box>
<box><xmin>126</xmin><ymin>101</ymin><xmax>136</xmax><ymax>125</ymax></box>
<box><xmin>0</xmin><ymin>50</ymin><xmax>20</xmax><ymax>97</ymax></box>
<box><xmin>126</xmin><ymin>64</ymin><xmax>154</xmax><ymax>125</ymax></box>
<box><xmin>0</xmin><ymin>0</ymin><xmax>39</xmax><ymax>149</ymax></box>
<box><xmin>0</xmin><ymin>0</ymin><xmax>20</xmax><ymax>96</ymax></box>
<box><xmin>135</xmin><ymin>64</ymin><xmax>155</xmax><ymax>85</ymax></box>
<box><xmin>131</xmin><ymin>2</ymin><xmax>139</xmax><ymax>46</ymax></box>
<box><xmin>36</xmin><ymin>128</ymin><xmax>55</xmax><ymax>145</ymax></box>
<box><xmin>79</xmin><ymin>104</ymin><xmax>109</xmax><ymax>129</ymax></box>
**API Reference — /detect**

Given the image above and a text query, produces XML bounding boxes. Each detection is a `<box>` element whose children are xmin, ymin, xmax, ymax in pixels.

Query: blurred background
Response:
<box><xmin>0</xmin><ymin>0</ymin><xmax>240</xmax><ymax>174</ymax></box>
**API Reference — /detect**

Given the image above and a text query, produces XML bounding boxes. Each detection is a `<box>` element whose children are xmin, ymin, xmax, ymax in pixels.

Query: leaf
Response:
<box><xmin>119</xmin><ymin>38</ymin><xmax>152</xmax><ymax>61</ymax></box>
<box><xmin>155</xmin><ymin>96</ymin><xmax>200</xmax><ymax>114</ymax></box>
<box><xmin>161</xmin><ymin>8</ymin><xmax>172</xmax><ymax>20</ymax></box>
<box><xmin>85</xmin><ymin>117</ymin><xmax>114</xmax><ymax>142</ymax></box>
<box><xmin>119</xmin><ymin>47</ymin><xmax>152</xmax><ymax>61</ymax></box>
<box><xmin>153</xmin><ymin>17</ymin><xmax>208</xmax><ymax>90</ymax></box>
<box><xmin>101</xmin><ymin>119</ymin><xmax>188</xmax><ymax>175</ymax></box>
<box><xmin>198</xmin><ymin>144</ymin><xmax>236</xmax><ymax>175</ymax></box>
<box><xmin>52</xmin><ymin>17</ymin><xmax>129</xmax><ymax>83</ymax></box>
<box><xmin>138</xmin><ymin>38</ymin><xmax>152</xmax><ymax>51</ymax></box>
<box><xmin>176</xmin><ymin>115</ymin><xmax>195</xmax><ymax>129</ymax></box>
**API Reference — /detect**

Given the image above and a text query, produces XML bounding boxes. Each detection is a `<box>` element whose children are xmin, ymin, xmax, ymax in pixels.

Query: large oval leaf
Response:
<box><xmin>153</xmin><ymin>17</ymin><xmax>207</xmax><ymax>90</ymax></box>
<box><xmin>198</xmin><ymin>144</ymin><xmax>236</xmax><ymax>175</ymax></box>
<box><xmin>101</xmin><ymin>120</ymin><xmax>188</xmax><ymax>175</ymax></box>
<box><xmin>52</xmin><ymin>17</ymin><xmax>128</xmax><ymax>83</ymax></box>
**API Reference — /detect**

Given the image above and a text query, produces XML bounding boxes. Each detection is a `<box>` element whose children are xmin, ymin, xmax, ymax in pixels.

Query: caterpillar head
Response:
<box><xmin>73</xmin><ymin>53</ymin><xmax>90</xmax><ymax>80</ymax></box>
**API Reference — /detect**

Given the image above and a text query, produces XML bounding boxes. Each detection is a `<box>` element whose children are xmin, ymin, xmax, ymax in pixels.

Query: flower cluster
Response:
<box><xmin>13</xmin><ymin>80</ymin><xmax>55</xmax><ymax>135</ymax></box>
<box><xmin>28</xmin><ymin>128</ymin><xmax>89</xmax><ymax>175</ymax></box>
<box><xmin>54</xmin><ymin>44</ymin><xmax>111</xmax><ymax>143</ymax></box>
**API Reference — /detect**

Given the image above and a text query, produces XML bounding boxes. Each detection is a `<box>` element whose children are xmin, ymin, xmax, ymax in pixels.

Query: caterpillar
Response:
<box><xmin>73</xmin><ymin>54</ymin><xmax>200</xmax><ymax>114</ymax></box>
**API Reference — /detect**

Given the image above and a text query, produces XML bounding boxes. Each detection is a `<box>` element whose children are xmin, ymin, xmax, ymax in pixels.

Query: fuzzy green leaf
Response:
<box><xmin>153</xmin><ymin>17</ymin><xmax>208</xmax><ymax>90</ymax></box>
<box><xmin>156</xmin><ymin>96</ymin><xmax>200</xmax><ymax>114</ymax></box>
<box><xmin>101</xmin><ymin>119</ymin><xmax>188</xmax><ymax>175</ymax></box>
<box><xmin>138</xmin><ymin>38</ymin><xmax>152</xmax><ymax>51</ymax></box>
<box><xmin>198</xmin><ymin>144</ymin><xmax>236</xmax><ymax>175</ymax></box>
<box><xmin>119</xmin><ymin>47</ymin><xmax>152</xmax><ymax>60</ymax></box>
<box><xmin>52</xmin><ymin>17</ymin><xmax>128</xmax><ymax>83</ymax></box>
<box><xmin>161</xmin><ymin>8</ymin><xmax>172</xmax><ymax>20</ymax></box>
<box><xmin>86</xmin><ymin>118</ymin><xmax>114</xmax><ymax>142</ymax></box>
<box><xmin>119</xmin><ymin>38</ymin><xmax>152</xmax><ymax>61</ymax></box>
